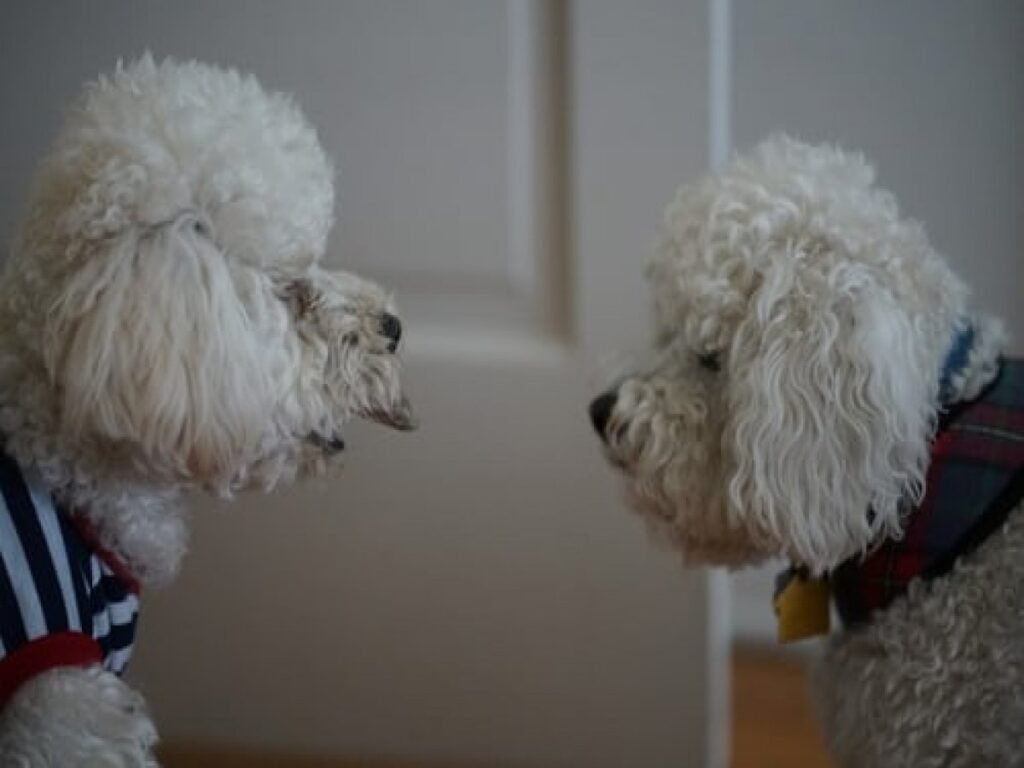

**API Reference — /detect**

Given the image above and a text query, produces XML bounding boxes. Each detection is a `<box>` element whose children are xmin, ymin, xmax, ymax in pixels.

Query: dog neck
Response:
<box><xmin>52</xmin><ymin>474</ymin><xmax>188</xmax><ymax>590</ymax></box>
<box><xmin>775</xmin><ymin>312</ymin><xmax>1010</xmax><ymax>642</ymax></box>
<box><xmin>0</xmin><ymin>430</ymin><xmax>188</xmax><ymax>590</ymax></box>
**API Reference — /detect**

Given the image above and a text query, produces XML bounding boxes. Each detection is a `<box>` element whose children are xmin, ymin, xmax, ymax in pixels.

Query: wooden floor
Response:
<box><xmin>730</xmin><ymin>648</ymin><xmax>832</xmax><ymax>768</ymax></box>
<box><xmin>160</xmin><ymin>649</ymin><xmax>832</xmax><ymax>767</ymax></box>
<box><xmin>157</xmin><ymin>746</ymin><xmax>461</xmax><ymax>768</ymax></box>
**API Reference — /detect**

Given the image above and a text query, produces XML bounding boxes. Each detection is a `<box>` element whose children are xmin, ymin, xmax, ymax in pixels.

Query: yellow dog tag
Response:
<box><xmin>773</xmin><ymin>568</ymin><xmax>831</xmax><ymax>643</ymax></box>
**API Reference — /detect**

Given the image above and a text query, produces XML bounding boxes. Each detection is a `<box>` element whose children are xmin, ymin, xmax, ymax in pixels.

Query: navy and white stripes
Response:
<box><xmin>0</xmin><ymin>451</ymin><xmax>138</xmax><ymax>702</ymax></box>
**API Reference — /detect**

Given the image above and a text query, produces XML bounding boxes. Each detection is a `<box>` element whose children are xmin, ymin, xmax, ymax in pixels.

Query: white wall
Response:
<box><xmin>730</xmin><ymin>0</ymin><xmax>1024</xmax><ymax>642</ymax></box>
<box><xmin>0</xmin><ymin>1</ymin><xmax>511</xmax><ymax>285</ymax></box>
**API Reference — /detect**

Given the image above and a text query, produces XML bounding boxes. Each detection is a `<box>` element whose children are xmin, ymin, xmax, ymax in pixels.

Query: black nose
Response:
<box><xmin>380</xmin><ymin>313</ymin><xmax>402</xmax><ymax>352</ymax></box>
<box><xmin>589</xmin><ymin>391</ymin><xmax>617</xmax><ymax>437</ymax></box>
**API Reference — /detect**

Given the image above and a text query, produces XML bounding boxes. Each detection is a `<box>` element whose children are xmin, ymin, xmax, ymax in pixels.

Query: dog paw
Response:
<box><xmin>0</xmin><ymin>666</ymin><xmax>159</xmax><ymax>767</ymax></box>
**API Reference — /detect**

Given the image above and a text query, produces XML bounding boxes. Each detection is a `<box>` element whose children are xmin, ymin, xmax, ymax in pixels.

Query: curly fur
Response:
<box><xmin>0</xmin><ymin>55</ymin><xmax>413</xmax><ymax>765</ymax></box>
<box><xmin>0</xmin><ymin>668</ymin><xmax>157</xmax><ymax>767</ymax></box>
<box><xmin>814</xmin><ymin>503</ymin><xmax>1024</xmax><ymax>768</ymax></box>
<box><xmin>593</xmin><ymin>135</ymin><xmax>1017</xmax><ymax>766</ymax></box>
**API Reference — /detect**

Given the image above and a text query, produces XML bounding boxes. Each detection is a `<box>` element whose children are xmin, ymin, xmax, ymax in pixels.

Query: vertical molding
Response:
<box><xmin>507</xmin><ymin>0</ymin><xmax>569</xmax><ymax>340</ymax></box>
<box><xmin>507</xmin><ymin>0</ymin><xmax>537</xmax><ymax>293</ymax></box>
<box><xmin>706</xmin><ymin>2</ymin><xmax>733</xmax><ymax>767</ymax></box>
<box><xmin>709</xmin><ymin>0</ymin><xmax>733</xmax><ymax>170</ymax></box>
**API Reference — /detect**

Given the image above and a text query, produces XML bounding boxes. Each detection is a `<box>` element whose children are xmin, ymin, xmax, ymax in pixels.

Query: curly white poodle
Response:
<box><xmin>590</xmin><ymin>135</ymin><xmax>1023</xmax><ymax>767</ymax></box>
<box><xmin>0</xmin><ymin>56</ymin><xmax>414</xmax><ymax>765</ymax></box>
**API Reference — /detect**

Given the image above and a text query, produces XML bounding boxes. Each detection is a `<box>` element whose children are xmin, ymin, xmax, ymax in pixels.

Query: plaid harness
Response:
<box><xmin>832</xmin><ymin>358</ymin><xmax>1024</xmax><ymax>627</ymax></box>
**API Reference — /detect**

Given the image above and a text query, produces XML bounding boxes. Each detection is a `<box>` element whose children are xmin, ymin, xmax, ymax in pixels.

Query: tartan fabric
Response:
<box><xmin>833</xmin><ymin>358</ymin><xmax>1024</xmax><ymax>628</ymax></box>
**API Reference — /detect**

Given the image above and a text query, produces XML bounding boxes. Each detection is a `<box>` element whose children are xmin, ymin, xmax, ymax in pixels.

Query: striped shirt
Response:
<box><xmin>0</xmin><ymin>450</ymin><xmax>139</xmax><ymax>705</ymax></box>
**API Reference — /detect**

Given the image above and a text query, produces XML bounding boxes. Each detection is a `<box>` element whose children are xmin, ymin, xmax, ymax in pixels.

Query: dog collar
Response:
<box><xmin>939</xmin><ymin>321</ymin><xmax>976</xmax><ymax>404</ymax></box>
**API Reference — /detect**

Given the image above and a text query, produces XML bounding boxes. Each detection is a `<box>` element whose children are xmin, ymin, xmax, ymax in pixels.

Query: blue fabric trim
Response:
<box><xmin>939</xmin><ymin>323</ymin><xmax>975</xmax><ymax>404</ymax></box>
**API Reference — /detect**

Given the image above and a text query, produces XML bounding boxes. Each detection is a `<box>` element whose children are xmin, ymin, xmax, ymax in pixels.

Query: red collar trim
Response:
<box><xmin>65</xmin><ymin>513</ymin><xmax>142</xmax><ymax>595</ymax></box>
<box><xmin>0</xmin><ymin>632</ymin><xmax>102</xmax><ymax>707</ymax></box>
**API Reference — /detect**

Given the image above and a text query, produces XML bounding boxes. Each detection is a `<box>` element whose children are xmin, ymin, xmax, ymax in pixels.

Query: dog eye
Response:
<box><xmin>279</xmin><ymin>278</ymin><xmax>320</xmax><ymax>318</ymax></box>
<box><xmin>697</xmin><ymin>352</ymin><xmax>721</xmax><ymax>372</ymax></box>
<box><xmin>188</xmin><ymin>212</ymin><xmax>213</xmax><ymax>239</ymax></box>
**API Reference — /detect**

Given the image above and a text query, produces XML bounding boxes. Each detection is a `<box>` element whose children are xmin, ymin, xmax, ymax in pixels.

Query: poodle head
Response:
<box><xmin>5</xmin><ymin>55</ymin><xmax>415</xmax><ymax>495</ymax></box>
<box><xmin>590</xmin><ymin>136</ymin><xmax>991</xmax><ymax>574</ymax></box>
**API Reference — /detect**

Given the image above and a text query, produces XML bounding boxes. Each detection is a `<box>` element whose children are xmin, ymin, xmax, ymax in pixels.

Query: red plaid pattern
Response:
<box><xmin>833</xmin><ymin>359</ymin><xmax>1024</xmax><ymax>627</ymax></box>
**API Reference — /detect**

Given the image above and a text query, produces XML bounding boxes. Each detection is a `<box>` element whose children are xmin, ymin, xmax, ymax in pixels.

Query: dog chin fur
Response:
<box><xmin>0</xmin><ymin>55</ymin><xmax>412</xmax><ymax>765</ymax></box>
<box><xmin>596</xmin><ymin>135</ymin><xmax>1018</xmax><ymax>766</ymax></box>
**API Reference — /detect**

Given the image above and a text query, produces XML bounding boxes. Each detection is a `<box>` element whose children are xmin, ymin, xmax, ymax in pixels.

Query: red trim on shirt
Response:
<box><xmin>65</xmin><ymin>515</ymin><xmax>141</xmax><ymax>595</ymax></box>
<box><xmin>0</xmin><ymin>632</ymin><xmax>102</xmax><ymax>707</ymax></box>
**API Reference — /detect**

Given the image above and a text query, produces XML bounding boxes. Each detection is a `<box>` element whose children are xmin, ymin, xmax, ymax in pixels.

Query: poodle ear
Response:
<box><xmin>43</xmin><ymin>215</ymin><xmax>276</xmax><ymax>490</ymax></box>
<box><xmin>725</xmin><ymin>265</ymin><xmax>937</xmax><ymax>573</ymax></box>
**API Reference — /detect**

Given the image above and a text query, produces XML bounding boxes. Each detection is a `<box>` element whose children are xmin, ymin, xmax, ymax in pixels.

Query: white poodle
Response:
<box><xmin>0</xmin><ymin>56</ymin><xmax>414</xmax><ymax>765</ymax></box>
<box><xmin>590</xmin><ymin>136</ymin><xmax>1023</xmax><ymax>767</ymax></box>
